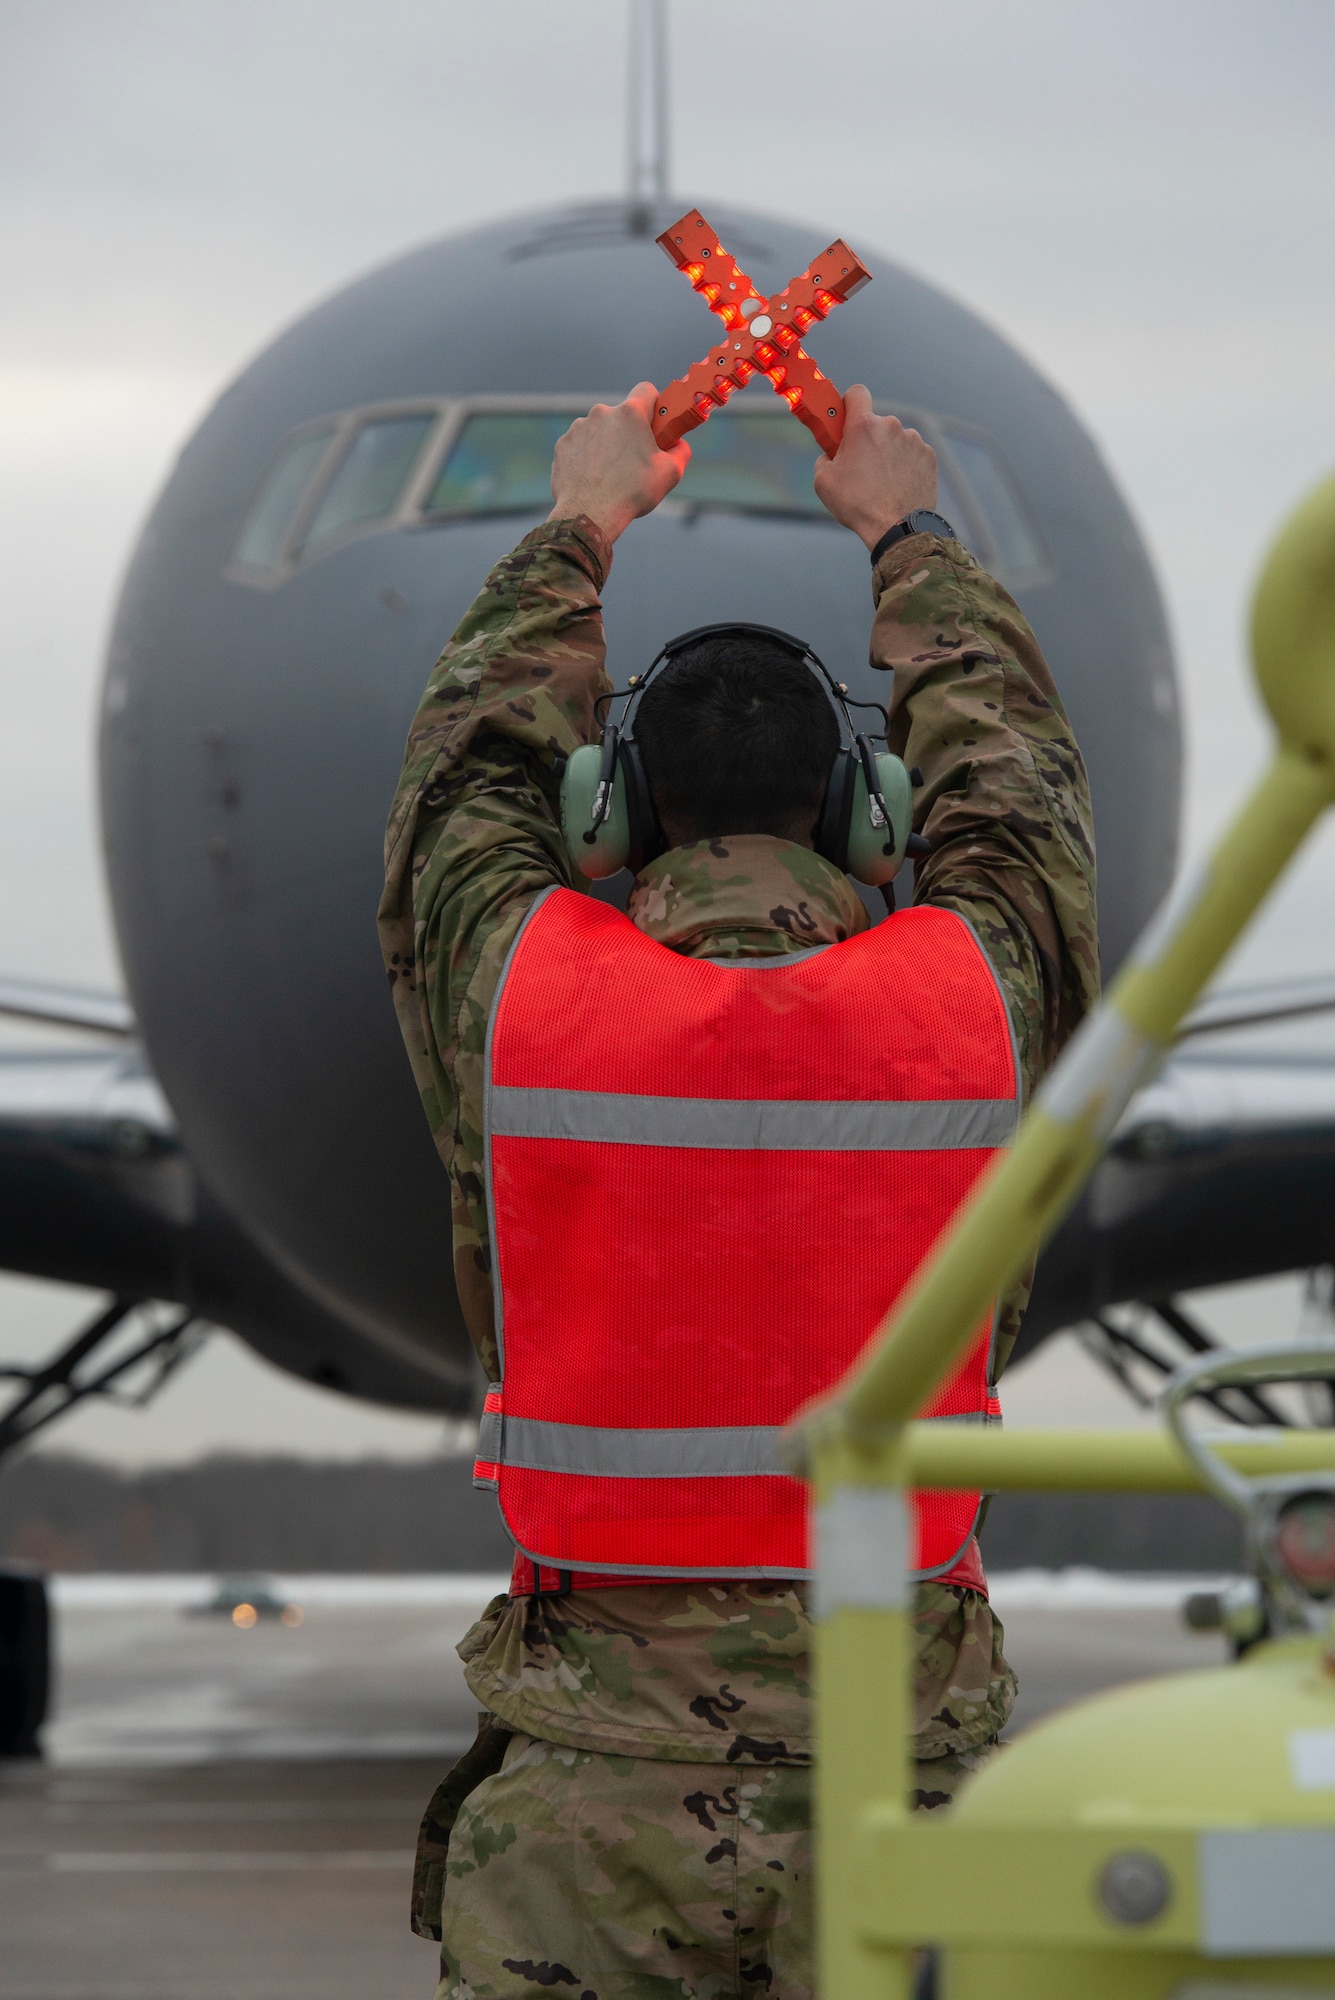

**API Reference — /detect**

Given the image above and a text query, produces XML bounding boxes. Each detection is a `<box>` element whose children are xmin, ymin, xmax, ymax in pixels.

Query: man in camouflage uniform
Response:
<box><xmin>380</xmin><ymin>381</ymin><xmax>1098</xmax><ymax>1999</ymax></box>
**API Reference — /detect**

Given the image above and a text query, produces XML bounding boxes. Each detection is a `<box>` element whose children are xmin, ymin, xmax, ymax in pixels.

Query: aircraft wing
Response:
<box><xmin>1025</xmin><ymin>973</ymin><xmax>1335</xmax><ymax>1352</ymax></box>
<box><xmin>0</xmin><ymin>1037</ymin><xmax>195</xmax><ymax>1288</ymax></box>
<box><xmin>7</xmin><ymin>967</ymin><xmax>1335</xmax><ymax>1396</ymax></box>
<box><xmin>1179</xmin><ymin>971</ymin><xmax>1335</xmax><ymax>1041</ymax></box>
<box><xmin>0</xmin><ymin>1033</ymin><xmax>472</xmax><ymax>1414</ymax></box>
<box><xmin>0</xmin><ymin>975</ymin><xmax>134</xmax><ymax>1037</ymax></box>
<box><xmin>0</xmin><ymin>979</ymin><xmax>180</xmax><ymax>1240</ymax></box>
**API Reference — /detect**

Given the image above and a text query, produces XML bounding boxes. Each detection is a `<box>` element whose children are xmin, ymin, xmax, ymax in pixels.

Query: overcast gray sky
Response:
<box><xmin>1</xmin><ymin>0</ymin><xmax>1334</xmax><ymax>1464</ymax></box>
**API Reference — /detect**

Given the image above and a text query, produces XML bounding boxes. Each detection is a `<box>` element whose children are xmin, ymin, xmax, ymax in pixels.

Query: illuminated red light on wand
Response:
<box><xmin>651</xmin><ymin>208</ymin><xmax>872</xmax><ymax>458</ymax></box>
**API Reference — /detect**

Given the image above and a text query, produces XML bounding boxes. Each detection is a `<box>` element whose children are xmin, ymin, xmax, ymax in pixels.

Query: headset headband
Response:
<box><xmin>564</xmin><ymin>620</ymin><xmax>920</xmax><ymax>884</ymax></box>
<box><xmin>584</xmin><ymin>620</ymin><xmax>898</xmax><ymax>859</ymax></box>
<box><xmin>594</xmin><ymin>620</ymin><xmax>890</xmax><ymax>747</ymax></box>
<box><xmin>664</xmin><ymin>620</ymin><xmax>811</xmax><ymax>656</ymax></box>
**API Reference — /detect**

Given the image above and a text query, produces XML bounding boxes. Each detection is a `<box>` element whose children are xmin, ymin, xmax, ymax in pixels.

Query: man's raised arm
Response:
<box><xmin>377</xmin><ymin>386</ymin><xmax>686</xmax><ymax>1362</ymax></box>
<box><xmin>817</xmin><ymin>384</ymin><xmax>1099</xmax><ymax>1084</ymax></box>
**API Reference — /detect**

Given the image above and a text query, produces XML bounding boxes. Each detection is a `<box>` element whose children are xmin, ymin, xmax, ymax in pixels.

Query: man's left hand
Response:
<box><xmin>548</xmin><ymin>383</ymin><xmax>690</xmax><ymax>546</ymax></box>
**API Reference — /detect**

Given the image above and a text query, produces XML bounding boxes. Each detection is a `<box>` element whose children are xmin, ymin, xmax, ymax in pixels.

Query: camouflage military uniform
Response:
<box><xmin>380</xmin><ymin>515</ymin><xmax>1098</xmax><ymax>1997</ymax></box>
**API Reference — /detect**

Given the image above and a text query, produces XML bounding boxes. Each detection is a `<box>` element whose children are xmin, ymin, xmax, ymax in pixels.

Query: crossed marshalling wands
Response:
<box><xmin>650</xmin><ymin>208</ymin><xmax>873</xmax><ymax>459</ymax></box>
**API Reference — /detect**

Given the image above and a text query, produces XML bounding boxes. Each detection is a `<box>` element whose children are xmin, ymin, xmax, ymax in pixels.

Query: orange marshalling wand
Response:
<box><xmin>651</xmin><ymin>208</ymin><xmax>872</xmax><ymax>458</ymax></box>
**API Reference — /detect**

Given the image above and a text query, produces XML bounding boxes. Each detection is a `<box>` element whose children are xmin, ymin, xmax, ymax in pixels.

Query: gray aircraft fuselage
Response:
<box><xmin>98</xmin><ymin>199</ymin><xmax>1181</xmax><ymax>1409</ymax></box>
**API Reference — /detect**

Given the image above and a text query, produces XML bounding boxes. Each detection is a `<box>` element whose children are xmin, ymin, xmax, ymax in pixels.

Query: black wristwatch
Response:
<box><xmin>869</xmin><ymin>510</ymin><xmax>957</xmax><ymax>567</ymax></box>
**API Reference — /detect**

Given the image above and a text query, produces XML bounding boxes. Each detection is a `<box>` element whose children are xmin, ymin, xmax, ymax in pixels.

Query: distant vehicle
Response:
<box><xmin>196</xmin><ymin>1576</ymin><xmax>302</xmax><ymax>1627</ymax></box>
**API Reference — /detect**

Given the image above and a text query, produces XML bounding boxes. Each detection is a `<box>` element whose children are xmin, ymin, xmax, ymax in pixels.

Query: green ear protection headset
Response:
<box><xmin>558</xmin><ymin>621</ymin><xmax>922</xmax><ymax>887</ymax></box>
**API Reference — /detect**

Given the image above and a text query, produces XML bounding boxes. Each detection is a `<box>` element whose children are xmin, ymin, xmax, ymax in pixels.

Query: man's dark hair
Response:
<box><xmin>634</xmin><ymin>631</ymin><xmax>840</xmax><ymax>844</ymax></box>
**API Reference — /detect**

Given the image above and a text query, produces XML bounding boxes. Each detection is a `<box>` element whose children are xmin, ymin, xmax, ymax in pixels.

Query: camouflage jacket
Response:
<box><xmin>380</xmin><ymin>515</ymin><xmax>1098</xmax><ymax>1767</ymax></box>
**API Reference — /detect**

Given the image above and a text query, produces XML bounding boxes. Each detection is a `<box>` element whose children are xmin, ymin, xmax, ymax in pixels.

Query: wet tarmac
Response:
<box><xmin>35</xmin><ymin>1576</ymin><xmax>505</xmax><ymax>1767</ymax></box>
<box><xmin>0</xmin><ymin>1573</ymin><xmax>1231</xmax><ymax>1999</ymax></box>
<box><xmin>994</xmin><ymin>1568</ymin><xmax>1230</xmax><ymax>1733</ymax></box>
<box><xmin>0</xmin><ymin>1755</ymin><xmax>439</xmax><ymax>2000</ymax></box>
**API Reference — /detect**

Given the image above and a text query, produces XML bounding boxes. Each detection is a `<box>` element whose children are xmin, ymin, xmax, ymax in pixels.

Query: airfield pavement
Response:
<box><xmin>0</xmin><ymin>1572</ymin><xmax>1231</xmax><ymax>2000</ymax></box>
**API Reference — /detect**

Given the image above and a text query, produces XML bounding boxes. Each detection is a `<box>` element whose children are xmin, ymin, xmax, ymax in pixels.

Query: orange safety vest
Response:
<box><xmin>474</xmin><ymin>886</ymin><xmax>1018</xmax><ymax>1592</ymax></box>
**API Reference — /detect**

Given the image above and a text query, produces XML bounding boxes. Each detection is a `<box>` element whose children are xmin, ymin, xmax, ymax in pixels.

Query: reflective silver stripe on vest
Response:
<box><xmin>489</xmin><ymin>1088</ymin><xmax>1016</xmax><ymax>1152</ymax></box>
<box><xmin>476</xmin><ymin>1407</ymin><xmax>502</xmax><ymax>1464</ymax></box>
<box><xmin>496</xmin><ymin>1412</ymin><xmax>991</xmax><ymax>1479</ymax></box>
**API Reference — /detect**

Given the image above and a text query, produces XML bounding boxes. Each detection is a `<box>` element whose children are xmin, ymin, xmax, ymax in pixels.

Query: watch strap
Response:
<box><xmin>869</xmin><ymin>512</ymin><xmax>955</xmax><ymax>568</ymax></box>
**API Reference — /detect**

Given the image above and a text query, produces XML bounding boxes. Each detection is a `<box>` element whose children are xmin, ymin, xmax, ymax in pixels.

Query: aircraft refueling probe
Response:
<box><xmin>651</xmin><ymin>208</ymin><xmax>871</xmax><ymax>456</ymax></box>
<box><xmin>786</xmin><ymin>466</ymin><xmax>1335</xmax><ymax>1997</ymax></box>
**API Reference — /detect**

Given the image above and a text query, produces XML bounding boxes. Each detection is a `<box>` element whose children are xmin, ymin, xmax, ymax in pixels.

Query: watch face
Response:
<box><xmin>908</xmin><ymin>509</ymin><xmax>956</xmax><ymax>540</ymax></box>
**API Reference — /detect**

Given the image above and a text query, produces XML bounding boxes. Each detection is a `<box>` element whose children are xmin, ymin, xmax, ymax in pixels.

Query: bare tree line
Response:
<box><xmin>0</xmin><ymin>1453</ymin><xmax>1243</xmax><ymax>1573</ymax></box>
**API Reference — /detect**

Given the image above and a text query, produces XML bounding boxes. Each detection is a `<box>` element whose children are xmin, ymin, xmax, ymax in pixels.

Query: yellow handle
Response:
<box><xmin>807</xmin><ymin>469</ymin><xmax>1335</xmax><ymax>2000</ymax></box>
<box><xmin>828</xmin><ymin>742</ymin><xmax>1327</xmax><ymax>1445</ymax></box>
<box><xmin>902</xmin><ymin>1419</ymin><xmax>1335</xmax><ymax>1492</ymax></box>
<box><xmin>798</xmin><ymin>469</ymin><xmax>1335</xmax><ymax>1459</ymax></box>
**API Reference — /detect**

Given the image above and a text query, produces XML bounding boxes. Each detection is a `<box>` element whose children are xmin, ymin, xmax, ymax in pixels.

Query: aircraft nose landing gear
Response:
<box><xmin>0</xmin><ymin>1567</ymin><xmax>49</xmax><ymax>1758</ymax></box>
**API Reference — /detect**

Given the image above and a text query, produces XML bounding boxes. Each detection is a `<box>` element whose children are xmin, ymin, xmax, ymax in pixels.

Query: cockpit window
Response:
<box><xmin>424</xmin><ymin>413</ymin><xmax>570</xmax><ymax>518</ymax></box>
<box><xmin>938</xmin><ymin>426</ymin><xmax>1046</xmax><ymax>581</ymax></box>
<box><xmin>230</xmin><ymin>427</ymin><xmax>336</xmax><ymax>573</ymax></box>
<box><xmin>422</xmin><ymin>405</ymin><xmax>994</xmax><ymax>541</ymax></box>
<box><xmin>227</xmin><ymin>397</ymin><xmax>1048</xmax><ymax>589</ymax></box>
<box><xmin>426</xmin><ymin>406</ymin><xmax>840</xmax><ymax>521</ymax></box>
<box><xmin>301</xmin><ymin>413</ymin><xmax>436</xmax><ymax>555</ymax></box>
<box><xmin>674</xmin><ymin>411</ymin><xmax>824</xmax><ymax>516</ymax></box>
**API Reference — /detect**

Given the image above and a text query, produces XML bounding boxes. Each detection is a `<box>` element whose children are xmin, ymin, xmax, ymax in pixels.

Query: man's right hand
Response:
<box><xmin>548</xmin><ymin>383</ymin><xmax>691</xmax><ymax>547</ymax></box>
<box><xmin>813</xmin><ymin>384</ymin><xmax>938</xmax><ymax>552</ymax></box>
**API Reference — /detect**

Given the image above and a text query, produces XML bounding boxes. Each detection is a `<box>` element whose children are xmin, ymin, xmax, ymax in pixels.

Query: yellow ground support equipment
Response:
<box><xmin>790</xmin><ymin>466</ymin><xmax>1335</xmax><ymax>1997</ymax></box>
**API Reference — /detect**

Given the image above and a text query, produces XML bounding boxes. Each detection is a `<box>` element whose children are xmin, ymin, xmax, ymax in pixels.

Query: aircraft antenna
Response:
<box><xmin>626</xmin><ymin>0</ymin><xmax>670</xmax><ymax>233</ymax></box>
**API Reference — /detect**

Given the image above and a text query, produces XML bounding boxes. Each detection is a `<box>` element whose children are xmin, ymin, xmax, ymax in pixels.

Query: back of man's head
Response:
<box><xmin>635</xmin><ymin>631</ymin><xmax>840</xmax><ymax>846</ymax></box>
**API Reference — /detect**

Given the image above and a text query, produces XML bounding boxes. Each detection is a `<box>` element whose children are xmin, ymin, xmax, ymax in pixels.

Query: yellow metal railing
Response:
<box><xmin>903</xmin><ymin>1422</ymin><xmax>1335</xmax><ymax>1495</ymax></box>
<box><xmin>790</xmin><ymin>467</ymin><xmax>1335</xmax><ymax>1999</ymax></box>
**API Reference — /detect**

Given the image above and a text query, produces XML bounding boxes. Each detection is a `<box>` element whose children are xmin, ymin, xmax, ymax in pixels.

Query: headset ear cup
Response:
<box><xmin>617</xmin><ymin>738</ymin><xmax>665</xmax><ymax>875</ymax></box>
<box><xmin>814</xmin><ymin>748</ymin><xmax>857</xmax><ymax>872</ymax></box>
<box><xmin>560</xmin><ymin>743</ymin><xmax>632</xmax><ymax>879</ymax></box>
<box><xmin>846</xmin><ymin>753</ymin><xmax>915</xmax><ymax>886</ymax></box>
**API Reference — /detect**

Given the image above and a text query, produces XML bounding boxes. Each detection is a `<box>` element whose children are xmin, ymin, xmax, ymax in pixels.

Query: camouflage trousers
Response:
<box><xmin>421</xmin><ymin>1728</ymin><xmax>998</xmax><ymax>2000</ymax></box>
